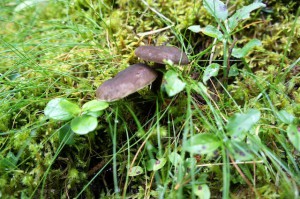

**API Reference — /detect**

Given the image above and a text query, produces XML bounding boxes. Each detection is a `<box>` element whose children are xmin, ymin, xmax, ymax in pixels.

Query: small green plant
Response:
<box><xmin>277</xmin><ymin>110</ymin><xmax>300</xmax><ymax>151</ymax></box>
<box><xmin>188</xmin><ymin>0</ymin><xmax>265</xmax><ymax>84</ymax></box>
<box><xmin>162</xmin><ymin>69</ymin><xmax>186</xmax><ymax>97</ymax></box>
<box><xmin>146</xmin><ymin>158</ymin><xmax>167</xmax><ymax>171</ymax></box>
<box><xmin>44</xmin><ymin>98</ymin><xmax>109</xmax><ymax>136</ymax></box>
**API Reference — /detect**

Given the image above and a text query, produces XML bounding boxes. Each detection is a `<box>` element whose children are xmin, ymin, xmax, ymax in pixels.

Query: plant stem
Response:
<box><xmin>223</xmin><ymin>39</ymin><xmax>229</xmax><ymax>87</ymax></box>
<box><xmin>222</xmin><ymin>148</ymin><xmax>230</xmax><ymax>199</ymax></box>
<box><xmin>113</xmin><ymin>107</ymin><xmax>119</xmax><ymax>194</ymax></box>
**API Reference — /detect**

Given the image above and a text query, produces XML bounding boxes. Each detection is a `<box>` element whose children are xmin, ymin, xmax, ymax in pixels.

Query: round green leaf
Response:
<box><xmin>188</xmin><ymin>25</ymin><xmax>201</xmax><ymax>33</ymax></box>
<box><xmin>228</xmin><ymin>3</ymin><xmax>266</xmax><ymax>31</ymax></box>
<box><xmin>0</xmin><ymin>152</ymin><xmax>18</xmax><ymax>171</ymax></box>
<box><xmin>85</xmin><ymin>111</ymin><xmax>103</xmax><ymax>118</ymax></box>
<box><xmin>287</xmin><ymin>124</ymin><xmax>300</xmax><ymax>151</ymax></box>
<box><xmin>201</xmin><ymin>25</ymin><xmax>224</xmax><ymax>41</ymax></box>
<box><xmin>128</xmin><ymin>166</ymin><xmax>143</xmax><ymax>176</ymax></box>
<box><xmin>185</xmin><ymin>157</ymin><xmax>197</xmax><ymax>170</ymax></box>
<box><xmin>168</xmin><ymin>152</ymin><xmax>182</xmax><ymax>166</ymax></box>
<box><xmin>226</xmin><ymin>109</ymin><xmax>260</xmax><ymax>141</ymax></box>
<box><xmin>146</xmin><ymin>158</ymin><xmax>167</xmax><ymax>171</ymax></box>
<box><xmin>71</xmin><ymin>115</ymin><xmax>98</xmax><ymax>135</ymax></box>
<box><xmin>203</xmin><ymin>0</ymin><xmax>228</xmax><ymax>21</ymax></box>
<box><xmin>203</xmin><ymin>63</ymin><xmax>220</xmax><ymax>84</ymax></box>
<box><xmin>193</xmin><ymin>184</ymin><xmax>211</xmax><ymax>199</ymax></box>
<box><xmin>227</xmin><ymin>141</ymin><xmax>253</xmax><ymax>161</ymax></box>
<box><xmin>277</xmin><ymin>110</ymin><xmax>295</xmax><ymax>124</ymax></box>
<box><xmin>232</xmin><ymin>39</ymin><xmax>262</xmax><ymax>58</ymax></box>
<box><xmin>184</xmin><ymin>133</ymin><xmax>221</xmax><ymax>154</ymax></box>
<box><xmin>163</xmin><ymin>70</ymin><xmax>186</xmax><ymax>97</ymax></box>
<box><xmin>228</xmin><ymin>64</ymin><xmax>239</xmax><ymax>77</ymax></box>
<box><xmin>82</xmin><ymin>100</ymin><xmax>109</xmax><ymax>112</ymax></box>
<box><xmin>44</xmin><ymin>98</ymin><xmax>81</xmax><ymax>121</ymax></box>
<box><xmin>146</xmin><ymin>159</ymin><xmax>156</xmax><ymax>171</ymax></box>
<box><xmin>59</xmin><ymin>124</ymin><xmax>75</xmax><ymax>145</ymax></box>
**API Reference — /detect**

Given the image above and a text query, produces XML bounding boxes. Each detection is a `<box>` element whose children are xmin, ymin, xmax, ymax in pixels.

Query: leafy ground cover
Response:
<box><xmin>0</xmin><ymin>0</ymin><xmax>300</xmax><ymax>198</ymax></box>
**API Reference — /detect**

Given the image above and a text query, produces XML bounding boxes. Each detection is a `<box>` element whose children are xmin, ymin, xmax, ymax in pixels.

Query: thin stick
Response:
<box><xmin>141</xmin><ymin>0</ymin><xmax>174</xmax><ymax>25</ymax></box>
<box><xmin>229</xmin><ymin>155</ymin><xmax>261</xmax><ymax>198</ymax></box>
<box><xmin>87</xmin><ymin>159</ymin><xmax>107</xmax><ymax>176</ymax></box>
<box><xmin>146</xmin><ymin>172</ymin><xmax>155</xmax><ymax>197</ymax></box>
<box><xmin>197</xmin><ymin>160</ymin><xmax>263</xmax><ymax>167</ymax></box>
<box><xmin>209</xmin><ymin>31</ymin><xmax>219</xmax><ymax>65</ymax></box>
<box><xmin>129</xmin><ymin>137</ymin><xmax>147</xmax><ymax>170</ymax></box>
<box><xmin>137</xmin><ymin>25</ymin><xmax>173</xmax><ymax>37</ymax></box>
<box><xmin>253</xmin><ymin>161</ymin><xmax>256</xmax><ymax>188</ymax></box>
<box><xmin>225</xmin><ymin>38</ymin><xmax>237</xmax><ymax>81</ymax></box>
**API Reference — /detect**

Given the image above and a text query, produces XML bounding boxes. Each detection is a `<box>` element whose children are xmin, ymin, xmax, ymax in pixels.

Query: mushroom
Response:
<box><xmin>134</xmin><ymin>46</ymin><xmax>189</xmax><ymax>65</ymax></box>
<box><xmin>96</xmin><ymin>63</ymin><xmax>158</xmax><ymax>102</ymax></box>
<box><xmin>135</xmin><ymin>46</ymin><xmax>189</xmax><ymax>92</ymax></box>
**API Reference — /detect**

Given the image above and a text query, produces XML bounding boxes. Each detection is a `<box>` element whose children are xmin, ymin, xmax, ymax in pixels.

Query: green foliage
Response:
<box><xmin>203</xmin><ymin>0</ymin><xmax>228</xmax><ymax>21</ymax></box>
<box><xmin>162</xmin><ymin>70</ymin><xmax>186</xmax><ymax>97</ymax></box>
<box><xmin>0</xmin><ymin>152</ymin><xmax>17</xmax><ymax>171</ymax></box>
<box><xmin>227</xmin><ymin>141</ymin><xmax>254</xmax><ymax>161</ymax></box>
<box><xmin>82</xmin><ymin>100</ymin><xmax>109</xmax><ymax>112</ymax></box>
<box><xmin>184</xmin><ymin>133</ymin><xmax>221</xmax><ymax>154</ymax></box>
<box><xmin>59</xmin><ymin>124</ymin><xmax>75</xmax><ymax>145</ymax></box>
<box><xmin>44</xmin><ymin>98</ymin><xmax>109</xmax><ymax>135</ymax></box>
<box><xmin>128</xmin><ymin>166</ymin><xmax>144</xmax><ymax>176</ymax></box>
<box><xmin>44</xmin><ymin>98</ymin><xmax>81</xmax><ymax>121</ymax></box>
<box><xmin>228</xmin><ymin>64</ymin><xmax>239</xmax><ymax>77</ymax></box>
<box><xmin>277</xmin><ymin>110</ymin><xmax>295</xmax><ymax>124</ymax></box>
<box><xmin>192</xmin><ymin>184</ymin><xmax>211</xmax><ymax>199</ymax></box>
<box><xmin>232</xmin><ymin>39</ymin><xmax>262</xmax><ymax>58</ymax></box>
<box><xmin>287</xmin><ymin>124</ymin><xmax>300</xmax><ymax>151</ymax></box>
<box><xmin>146</xmin><ymin>158</ymin><xmax>167</xmax><ymax>171</ymax></box>
<box><xmin>227</xmin><ymin>3</ymin><xmax>266</xmax><ymax>31</ymax></box>
<box><xmin>168</xmin><ymin>152</ymin><xmax>182</xmax><ymax>166</ymax></box>
<box><xmin>189</xmin><ymin>25</ymin><xmax>224</xmax><ymax>41</ymax></box>
<box><xmin>71</xmin><ymin>115</ymin><xmax>98</xmax><ymax>135</ymax></box>
<box><xmin>203</xmin><ymin>63</ymin><xmax>220</xmax><ymax>84</ymax></box>
<box><xmin>189</xmin><ymin>1</ymin><xmax>266</xmax><ymax>82</ymax></box>
<box><xmin>226</xmin><ymin>109</ymin><xmax>261</xmax><ymax>140</ymax></box>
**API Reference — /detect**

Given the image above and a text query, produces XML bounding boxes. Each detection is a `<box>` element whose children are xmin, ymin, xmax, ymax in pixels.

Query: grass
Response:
<box><xmin>1</xmin><ymin>0</ymin><xmax>300</xmax><ymax>198</ymax></box>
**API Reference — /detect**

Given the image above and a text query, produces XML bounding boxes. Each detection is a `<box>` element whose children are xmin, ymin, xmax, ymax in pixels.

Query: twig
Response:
<box><xmin>196</xmin><ymin>160</ymin><xmax>263</xmax><ymax>167</ymax></box>
<box><xmin>129</xmin><ymin>137</ymin><xmax>148</xmax><ymax>170</ymax></box>
<box><xmin>137</xmin><ymin>25</ymin><xmax>173</xmax><ymax>37</ymax></box>
<box><xmin>209</xmin><ymin>30</ymin><xmax>219</xmax><ymax>65</ymax></box>
<box><xmin>140</xmin><ymin>0</ymin><xmax>174</xmax><ymax>25</ymax></box>
<box><xmin>145</xmin><ymin>172</ymin><xmax>155</xmax><ymax>197</ymax></box>
<box><xmin>226</xmin><ymin>38</ymin><xmax>237</xmax><ymax>76</ymax></box>
<box><xmin>229</xmin><ymin>155</ymin><xmax>261</xmax><ymax>198</ymax></box>
<box><xmin>87</xmin><ymin>159</ymin><xmax>107</xmax><ymax>176</ymax></box>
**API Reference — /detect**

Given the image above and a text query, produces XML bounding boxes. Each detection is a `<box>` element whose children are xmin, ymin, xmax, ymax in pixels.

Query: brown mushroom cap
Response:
<box><xmin>96</xmin><ymin>63</ymin><xmax>158</xmax><ymax>102</ymax></box>
<box><xmin>135</xmin><ymin>46</ymin><xmax>189</xmax><ymax>65</ymax></box>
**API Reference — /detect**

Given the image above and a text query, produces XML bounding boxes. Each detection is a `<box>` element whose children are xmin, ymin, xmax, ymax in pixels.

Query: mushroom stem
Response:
<box><xmin>151</xmin><ymin>63</ymin><xmax>165</xmax><ymax>93</ymax></box>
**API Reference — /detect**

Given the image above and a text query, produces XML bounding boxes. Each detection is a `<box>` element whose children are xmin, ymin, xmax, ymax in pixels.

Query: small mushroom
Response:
<box><xmin>135</xmin><ymin>46</ymin><xmax>189</xmax><ymax>93</ymax></box>
<box><xmin>135</xmin><ymin>46</ymin><xmax>189</xmax><ymax>65</ymax></box>
<box><xmin>96</xmin><ymin>63</ymin><xmax>158</xmax><ymax>102</ymax></box>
